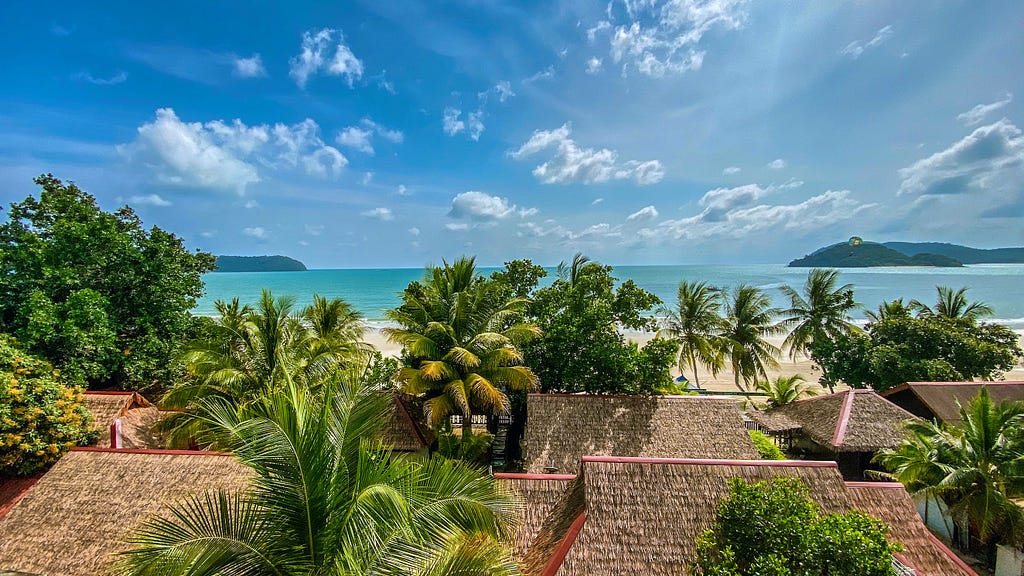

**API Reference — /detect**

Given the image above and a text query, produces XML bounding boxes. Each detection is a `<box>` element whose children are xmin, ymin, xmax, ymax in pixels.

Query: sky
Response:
<box><xmin>1</xmin><ymin>1</ymin><xmax>1022</xmax><ymax>268</ymax></box>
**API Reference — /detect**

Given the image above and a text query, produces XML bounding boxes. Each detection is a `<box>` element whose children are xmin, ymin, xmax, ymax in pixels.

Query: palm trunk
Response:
<box><xmin>689</xmin><ymin>350</ymin><xmax>700</xmax><ymax>389</ymax></box>
<box><xmin>461</xmin><ymin>409</ymin><xmax>473</xmax><ymax>442</ymax></box>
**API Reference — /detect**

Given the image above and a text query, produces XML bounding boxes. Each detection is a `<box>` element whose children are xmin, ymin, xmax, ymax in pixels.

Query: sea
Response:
<box><xmin>194</xmin><ymin>264</ymin><xmax>1024</xmax><ymax>331</ymax></box>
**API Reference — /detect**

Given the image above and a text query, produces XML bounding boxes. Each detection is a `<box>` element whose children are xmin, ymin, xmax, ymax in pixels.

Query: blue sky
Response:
<box><xmin>1</xmin><ymin>1</ymin><xmax>1022</xmax><ymax>268</ymax></box>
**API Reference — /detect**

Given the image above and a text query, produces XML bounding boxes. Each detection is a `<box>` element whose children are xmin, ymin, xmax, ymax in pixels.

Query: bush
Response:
<box><xmin>0</xmin><ymin>336</ymin><xmax>97</xmax><ymax>476</ymax></box>
<box><xmin>436</xmin><ymin>429</ymin><xmax>493</xmax><ymax>466</ymax></box>
<box><xmin>748</xmin><ymin>430</ymin><xmax>785</xmax><ymax>460</ymax></box>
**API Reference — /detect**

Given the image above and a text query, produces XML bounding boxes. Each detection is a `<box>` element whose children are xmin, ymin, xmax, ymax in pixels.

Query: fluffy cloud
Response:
<box><xmin>510</xmin><ymin>123</ymin><xmax>665</xmax><ymax>185</ymax></box>
<box><xmin>408</xmin><ymin>227</ymin><xmax>420</xmax><ymax>236</ymax></box>
<box><xmin>627</xmin><ymin>205</ymin><xmax>659</xmax><ymax>221</ymax></box>
<box><xmin>233</xmin><ymin>54</ymin><xmax>266</xmax><ymax>78</ymax></box>
<box><xmin>588</xmin><ymin>0</ymin><xmax>748</xmax><ymax>78</ymax></box>
<box><xmin>335</xmin><ymin>119</ymin><xmax>403</xmax><ymax>155</ymax></box>
<box><xmin>73</xmin><ymin>70</ymin><xmax>128</xmax><ymax>85</ymax></box>
<box><xmin>898</xmin><ymin>119</ymin><xmax>1024</xmax><ymax>199</ymax></box>
<box><xmin>957</xmin><ymin>93</ymin><xmax>1013</xmax><ymax>127</ymax></box>
<box><xmin>767</xmin><ymin>158</ymin><xmax>786</xmax><ymax>170</ymax></box>
<box><xmin>585</xmin><ymin>57</ymin><xmax>603</xmax><ymax>74</ymax></box>
<box><xmin>698</xmin><ymin>184</ymin><xmax>768</xmax><ymax>220</ymax></box>
<box><xmin>361</xmin><ymin>207</ymin><xmax>394</xmax><ymax>221</ymax></box>
<box><xmin>840</xmin><ymin>25</ymin><xmax>894</xmax><ymax>60</ymax></box>
<box><xmin>243</xmin><ymin>226</ymin><xmax>268</xmax><ymax>239</ymax></box>
<box><xmin>723</xmin><ymin>166</ymin><xmax>741</xmax><ymax>175</ymax></box>
<box><xmin>118</xmin><ymin>108</ymin><xmax>346</xmax><ymax>194</ymax></box>
<box><xmin>480</xmin><ymin>80</ymin><xmax>515</xmax><ymax>103</ymax></box>
<box><xmin>127</xmin><ymin>194</ymin><xmax>171</xmax><ymax>207</ymax></box>
<box><xmin>448</xmin><ymin>191</ymin><xmax>536</xmax><ymax>221</ymax></box>
<box><xmin>289</xmin><ymin>28</ymin><xmax>364</xmax><ymax>88</ymax></box>
<box><xmin>442</xmin><ymin>108</ymin><xmax>485</xmax><ymax>140</ymax></box>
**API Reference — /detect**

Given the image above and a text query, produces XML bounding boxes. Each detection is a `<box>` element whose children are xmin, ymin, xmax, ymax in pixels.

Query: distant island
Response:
<box><xmin>214</xmin><ymin>255</ymin><xmax>307</xmax><ymax>272</ymax></box>
<box><xmin>789</xmin><ymin>240</ymin><xmax>1024</xmax><ymax>268</ymax></box>
<box><xmin>881</xmin><ymin>242</ymin><xmax>1024</xmax><ymax>264</ymax></box>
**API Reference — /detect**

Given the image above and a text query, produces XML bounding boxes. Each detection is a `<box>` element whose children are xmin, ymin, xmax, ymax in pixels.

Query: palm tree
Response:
<box><xmin>384</xmin><ymin>257</ymin><xmax>540</xmax><ymax>440</ymax></box>
<box><xmin>865</xmin><ymin>298</ymin><xmax>912</xmax><ymax>322</ymax></box>
<box><xmin>118</xmin><ymin>375</ymin><xmax>520</xmax><ymax>576</ymax></box>
<box><xmin>721</xmin><ymin>285</ymin><xmax>783</xmax><ymax>392</ymax></box>
<box><xmin>876</xmin><ymin>387</ymin><xmax>1024</xmax><ymax>551</ymax></box>
<box><xmin>657</xmin><ymin>280</ymin><xmax>726</xmax><ymax>388</ymax></box>
<box><xmin>910</xmin><ymin>286</ymin><xmax>994</xmax><ymax>321</ymax></box>
<box><xmin>779</xmin><ymin>268</ymin><xmax>860</xmax><ymax>359</ymax></box>
<box><xmin>753</xmin><ymin>374</ymin><xmax>819</xmax><ymax>408</ymax></box>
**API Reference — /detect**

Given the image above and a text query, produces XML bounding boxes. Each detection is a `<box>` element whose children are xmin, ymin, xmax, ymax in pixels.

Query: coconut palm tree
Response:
<box><xmin>384</xmin><ymin>257</ymin><xmax>540</xmax><ymax>440</ymax></box>
<box><xmin>779</xmin><ymin>268</ymin><xmax>860</xmax><ymax>359</ymax></box>
<box><xmin>753</xmin><ymin>374</ymin><xmax>820</xmax><ymax>408</ymax></box>
<box><xmin>721</xmin><ymin>285</ymin><xmax>783</xmax><ymax>392</ymax></box>
<box><xmin>657</xmin><ymin>280</ymin><xmax>726</xmax><ymax>388</ymax></box>
<box><xmin>118</xmin><ymin>374</ymin><xmax>520</xmax><ymax>576</ymax></box>
<box><xmin>910</xmin><ymin>286</ymin><xmax>994</xmax><ymax>321</ymax></box>
<box><xmin>876</xmin><ymin>387</ymin><xmax>1024</xmax><ymax>551</ymax></box>
<box><xmin>865</xmin><ymin>298</ymin><xmax>912</xmax><ymax>323</ymax></box>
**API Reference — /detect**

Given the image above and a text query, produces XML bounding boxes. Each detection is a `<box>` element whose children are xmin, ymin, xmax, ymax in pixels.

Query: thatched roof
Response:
<box><xmin>0</xmin><ymin>448</ymin><xmax>250</xmax><ymax>576</ymax></box>
<box><xmin>882</xmin><ymin>381</ymin><xmax>1024</xmax><ymax>425</ymax></box>
<box><xmin>748</xmin><ymin>389</ymin><xmax>917</xmax><ymax>452</ymax></box>
<box><xmin>495</xmin><ymin>473</ymin><xmax>576</xmax><ymax>560</ymax></box>
<box><xmin>382</xmin><ymin>392</ymin><xmax>434</xmax><ymax>451</ymax></box>
<box><xmin>846</xmin><ymin>482</ymin><xmax>977</xmax><ymax>576</ymax></box>
<box><xmin>524</xmin><ymin>394</ymin><xmax>758</xmax><ymax>474</ymax></box>
<box><xmin>83</xmin><ymin>392</ymin><xmax>153</xmax><ymax>448</ymax></box>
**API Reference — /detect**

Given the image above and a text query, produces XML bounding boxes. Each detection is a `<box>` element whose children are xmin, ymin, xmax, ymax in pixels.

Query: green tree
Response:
<box><xmin>720</xmin><ymin>285</ymin><xmax>783</xmax><ymax>391</ymax></box>
<box><xmin>865</xmin><ymin>298</ymin><xmax>912</xmax><ymax>322</ymax></box>
<box><xmin>813</xmin><ymin>315</ymin><xmax>1022</xmax><ymax>391</ymax></box>
<box><xmin>489</xmin><ymin>259</ymin><xmax>548</xmax><ymax>299</ymax></box>
<box><xmin>657</xmin><ymin>280</ymin><xmax>726</xmax><ymax>389</ymax></box>
<box><xmin>523</xmin><ymin>254</ymin><xmax>670</xmax><ymax>395</ymax></box>
<box><xmin>692</xmin><ymin>478</ymin><xmax>899</xmax><ymax>576</ymax></box>
<box><xmin>910</xmin><ymin>286</ymin><xmax>994</xmax><ymax>321</ymax></box>
<box><xmin>385</xmin><ymin>257</ymin><xmax>539</xmax><ymax>440</ymax></box>
<box><xmin>753</xmin><ymin>374</ymin><xmax>819</xmax><ymax>408</ymax></box>
<box><xmin>0</xmin><ymin>175</ymin><xmax>216</xmax><ymax>391</ymax></box>
<box><xmin>876</xmin><ymin>387</ymin><xmax>1024</xmax><ymax>552</ymax></box>
<box><xmin>118</xmin><ymin>376</ymin><xmax>520</xmax><ymax>576</ymax></box>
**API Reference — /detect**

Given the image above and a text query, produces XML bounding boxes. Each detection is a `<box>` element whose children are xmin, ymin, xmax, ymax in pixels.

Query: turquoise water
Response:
<box><xmin>195</xmin><ymin>264</ymin><xmax>1024</xmax><ymax>329</ymax></box>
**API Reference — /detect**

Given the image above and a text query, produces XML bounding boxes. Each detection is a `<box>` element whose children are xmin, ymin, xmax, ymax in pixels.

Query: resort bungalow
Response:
<box><xmin>83</xmin><ymin>391</ymin><xmax>164</xmax><ymax>449</ymax></box>
<box><xmin>881</xmin><ymin>381</ymin><xmax>1024</xmax><ymax>425</ymax></box>
<box><xmin>516</xmin><ymin>456</ymin><xmax>975</xmax><ymax>576</ymax></box>
<box><xmin>524</xmin><ymin>393</ymin><xmax>759</xmax><ymax>474</ymax></box>
<box><xmin>748</xmin><ymin>389</ymin><xmax>917</xmax><ymax>479</ymax></box>
<box><xmin>0</xmin><ymin>448</ymin><xmax>250</xmax><ymax>576</ymax></box>
<box><xmin>383</xmin><ymin>391</ymin><xmax>434</xmax><ymax>455</ymax></box>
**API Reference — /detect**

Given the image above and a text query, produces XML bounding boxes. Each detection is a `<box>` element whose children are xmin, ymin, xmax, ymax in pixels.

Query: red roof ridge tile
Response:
<box><xmin>72</xmin><ymin>446</ymin><xmax>232</xmax><ymax>456</ymax></box>
<box><xmin>831</xmin><ymin>389</ymin><xmax>857</xmax><ymax>447</ymax></box>
<box><xmin>581</xmin><ymin>455</ymin><xmax>839</xmax><ymax>468</ymax></box>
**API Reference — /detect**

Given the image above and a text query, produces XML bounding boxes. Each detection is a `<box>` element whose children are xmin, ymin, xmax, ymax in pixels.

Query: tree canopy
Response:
<box><xmin>0</xmin><ymin>175</ymin><xmax>215</xmax><ymax>391</ymax></box>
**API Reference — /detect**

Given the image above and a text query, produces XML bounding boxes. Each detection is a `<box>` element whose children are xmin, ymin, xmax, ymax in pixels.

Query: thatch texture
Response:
<box><xmin>495</xmin><ymin>473</ymin><xmax>576</xmax><ymax>560</ymax></box>
<box><xmin>0</xmin><ymin>448</ymin><xmax>250</xmax><ymax>576</ymax></box>
<box><xmin>0</xmin><ymin>476</ymin><xmax>41</xmax><ymax>520</ymax></box>
<box><xmin>381</xmin><ymin>392</ymin><xmax>434</xmax><ymax>452</ymax></box>
<box><xmin>882</xmin><ymin>382</ymin><xmax>1024</xmax><ymax>425</ymax></box>
<box><xmin>846</xmin><ymin>482</ymin><xmax>977</xmax><ymax>576</ymax></box>
<box><xmin>750</xmin><ymin>389</ymin><xmax>916</xmax><ymax>453</ymax></box>
<box><xmin>83</xmin><ymin>392</ymin><xmax>153</xmax><ymax>448</ymax></box>
<box><xmin>524</xmin><ymin>394</ymin><xmax>758</xmax><ymax>474</ymax></box>
<box><xmin>116</xmin><ymin>407</ymin><xmax>170</xmax><ymax>449</ymax></box>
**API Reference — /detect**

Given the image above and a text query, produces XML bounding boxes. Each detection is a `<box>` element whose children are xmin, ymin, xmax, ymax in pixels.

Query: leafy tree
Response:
<box><xmin>385</xmin><ymin>257</ymin><xmax>539</xmax><ymax>440</ymax></box>
<box><xmin>692</xmin><ymin>477</ymin><xmax>899</xmax><ymax>576</ymax></box>
<box><xmin>910</xmin><ymin>285</ymin><xmax>994</xmax><ymax>321</ymax></box>
<box><xmin>657</xmin><ymin>280</ymin><xmax>726</xmax><ymax>389</ymax></box>
<box><xmin>720</xmin><ymin>285</ymin><xmax>783</xmax><ymax>391</ymax></box>
<box><xmin>489</xmin><ymin>259</ymin><xmax>548</xmax><ymax>299</ymax></box>
<box><xmin>522</xmin><ymin>254</ymin><xmax>670</xmax><ymax>395</ymax></box>
<box><xmin>813</xmin><ymin>315</ymin><xmax>1022</xmax><ymax>391</ymax></box>
<box><xmin>780</xmin><ymin>269</ymin><xmax>859</xmax><ymax>390</ymax></box>
<box><xmin>753</xmin><ymin>374</ymin><xmax>819</xmax><ymax>408</ymax></box>
<box><xmin>0</xmin><ymin>175</ymin><xmax>216</xmax><ymax>391</ymax></box>
<box><xmin>0</xmin><ymin>335</ymin><xmax>97</xmax><ymax>476</ymax></box>
<box><xmin>118</xmin><ymin>375</ymin><xmax>520</xmax><ymax>576</ymax></box>
<box><xmin>876</xmin><ymin>387</ymin><xmax>1024</xmax><ymax>551</ymax></box>
<box><xmin>865</xmin><ymin>298</ymin><xmax>912</xmax><ymax>322</ymax></box>
<box><xmin>747</xmin><ymin>430</ymin><xmax>785</xmax><ymax>460</ymax></box>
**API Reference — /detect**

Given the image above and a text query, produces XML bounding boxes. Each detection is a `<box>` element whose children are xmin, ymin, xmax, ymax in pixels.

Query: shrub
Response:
<box><xmin>437</xmin><ymin>429</ymin><xmax>493</xmax><ymax>466</ymax></box>
<box><xmin>0</xmin><ymin>336</ymin><xmax>97</xmax><ymax>476</ymax></box>
<box><xmin>748</xmin><ymin>429</ymin><xmax>785</xmax><ymax>460</ymax></box>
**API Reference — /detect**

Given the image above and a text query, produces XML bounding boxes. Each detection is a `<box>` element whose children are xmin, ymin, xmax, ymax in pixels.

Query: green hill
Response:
<box><xmin>214</xmin><ymin>255</ymin><xmax>307</xmax><ymax>272</ymax></box>
<box><xmin>883</xmin><ymin>242</ymin><xmax>1024</xmax><ymax>264</ymax></box>
<box><xmin>788</xmin><ymin>242</ymin><xmax>962</xmax><ymax>268</ymax></box>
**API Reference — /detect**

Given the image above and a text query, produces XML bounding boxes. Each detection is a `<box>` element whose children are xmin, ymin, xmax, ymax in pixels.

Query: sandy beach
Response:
<box><xmin>365</xmin><ymin>329</ymin><xmax>1024</xmax><ymax>394</ymax></box>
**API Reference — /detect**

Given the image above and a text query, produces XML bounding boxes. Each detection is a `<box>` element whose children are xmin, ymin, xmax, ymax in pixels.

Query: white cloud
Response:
<box><xmin>361</xmin><ymin>207</ymin><xmax>394</xmax><ymax>221</ymax></box>
<box><xmin>723</xmin><ymin>166</ymin><xmax>741</xmax><ymax>175</ymax></box>
<box><xmin>445</xmin><ymin>222</ymin><xmax>470</xmax><ymax>231</ymax></box>
<box><xmin>585</xmin><ymin>57</ymin><xmax>603</xmax><ymax>74</ymax></box>
<box><xmin>589</xmin><ymin>0</ymin><xmax>748</xmax><ymax>78</ymax></box>
<box><xmin>73</xmin><ymin>70</ymin><xmax>128</xmax><ymax>85</ymax></box>
<box><xmin>698</xmin><ymin>184</ymin><xmax>769</xmax><ymax>220</ymax></box>
<box><xmin>443</xmin><ymin>108</ymin><xmax>485</xmax><ymax>140</ymax></box>
<box><xmin>898</xmin><ymin>119</ymin><xmax>1024</xmax><ymax>198</ymax></box>
<box><xmin>767</xmin><ymin>158</ymin><xmax>786</xmax><ymax>170</ymax></box>
<box><xmin>243</xmin><ymin>226</ymin><xmax>268</xmax><ymax>239</ymax></box>
<box><xmin>480</xmin><ymin>80</ymin><xmax>515</xmax><ymax>103</ymax></box>
<box><xmin>840</xmin><ymin>25</ymin><xmax>894</xmax><ymax>60</ymax></box>
<box><xmin>127</xmin><ymin>194</ymin><xmax>171</xmax><ymax>207</ymax></box>
<box><xmin>396</xmin><ymin>184</ymin><xmax>410</xmax><ymax>196</ymax></box>
<box><xmin>524</xmin><ymin>65</ymin><xmax>555</xmax><ymax>83</ymax></box>
<box><xmin>510</xmin><ymin>122</ymin><xmax>665</xmax><ymax>185</ymax></box>
<box><xmin>233</xmin><ymin>54</ymin><xmax>266</xmax><ymax>78</ymax></box>
<box><xmin>592</xmin><ymin>198</ymin><xmax>604</xmax><ymax>205</ymax></box>
<box><xmin>305</xmin><ymin>224</ymin><xmax>324</xmax><ymax>236</ymax></box>
<box><xmin>243</xmin><ymin>200</ymin><xmax>259</xmax><ymax>209</ymax></box>
<box><xmin>335</xmin><ymin>126</ymin><xmax>374</xmax><ymax>154</ymax></box>
<box><xmin>289</xmin><ymin>28</ymin><xmax>364</xmax><ymax>88</ymax></box>
<box><xmin>449</xmin><ymin>191</ymin><xmax>516</xmax><ymax>220</ymax></box>
<box><xmin>361</xmin><ymin>171</ymin><xmax>374</xmax><ymax>185</ymax></box>
<box><xmin>957</xmin><ymin>93</ymin><xmax>1013</xmax><ymax>127</ymax></box>
<box><xmin>627</xmin><ymin>205</ymin><xmax>659</xmax><ymax>221</ymax></box>
<box><xmin>118</xmin><ymin>108</ymin><xmax>346</xmax><ymax>194</ymax></box>
<box><xmin>408</xmin><ymin>227</ymin><xmax>420</xmax><ymax>236</ymax></box>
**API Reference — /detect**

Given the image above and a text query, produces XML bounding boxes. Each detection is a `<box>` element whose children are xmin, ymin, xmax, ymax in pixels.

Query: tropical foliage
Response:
<box><xmin>910</xmin><ymin>285</ymin><xmax>994</xmax><ymax>321</ymax></box>
<box><xmin>753</xmin><ymin>374</ymin><xmax>819</xmax><ymax>408</ymax></box>
<box><xmin>0</xmin><ymin>175</ymin><xmax>216</xmax><ymax>391</ymax></box>
<box><xmin>747</xmin><ymin>430</ymin><xmax>785</xmax><ymax>460</ymax></box>
<box><xmin>118</xmin><ymin>376</ymin><xmax>520</xmax><ymax>576</ymax></box>
<box><xmin>865</xmin><ymin>298</ymin><xmax>913</xmax><ymax>322</ymax></box>
<box><xmin>385</xmin><ymin>257</ymin><xmax>539</xmax><ymax>439</ymax></box>
<box><xmin>657</xmin><ymin>280</ymin><xmax>726</xmax><ymax>389</ymax></box>
<box><xmin>691</xmin><ymin>478</ymin><xmax>899</xmax><ymax>576</ymax></box>
<box><xmin>720</xmin><ymin>285</ymin><xmax>783</xmax><ymax>391</ymax></box>
<box><xmin>0</xmin><ymin>336</ymin><xmax>96</xmax><ymax>476</ymax></box>
<box><xmin>876</xmin><ymin>387</ymin><xmax>1024</xmax><ymax>550</ymax></box>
